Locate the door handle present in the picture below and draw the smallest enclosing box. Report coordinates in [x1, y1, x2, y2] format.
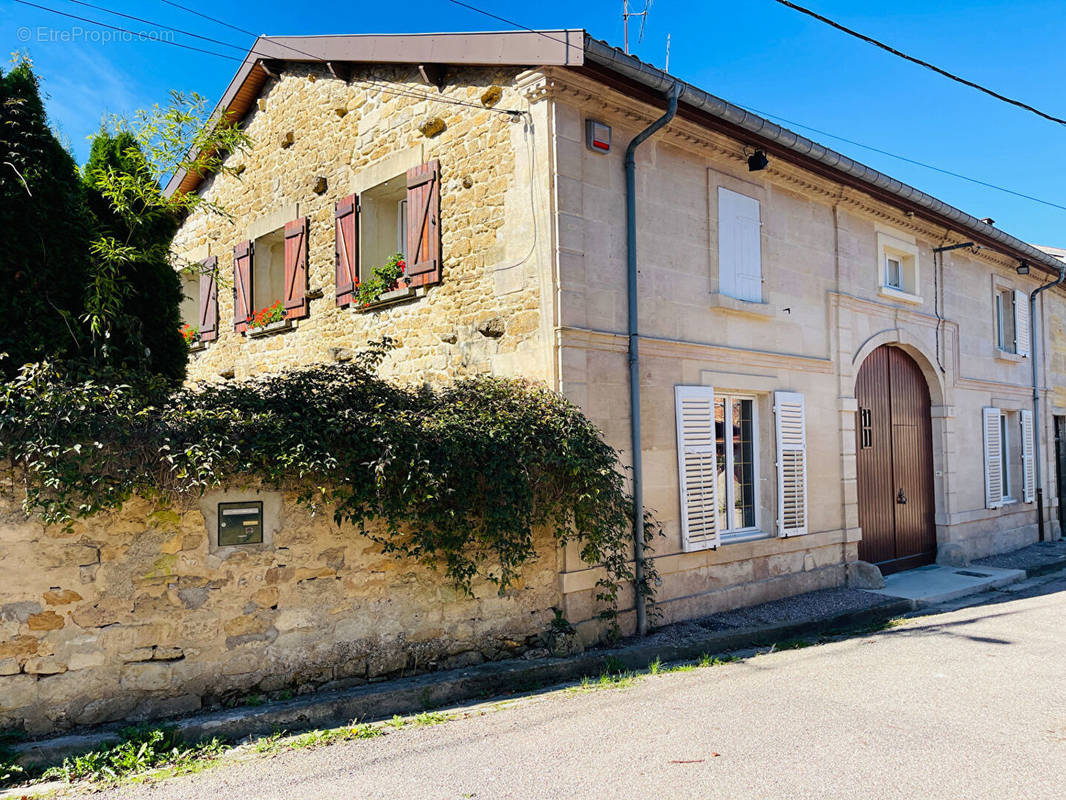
[897, 488, 907, 505]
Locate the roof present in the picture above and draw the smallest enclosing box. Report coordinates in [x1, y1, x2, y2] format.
[167, 29, 1065, 278]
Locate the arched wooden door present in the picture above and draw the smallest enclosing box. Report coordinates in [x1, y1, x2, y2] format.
[856, 346, 936, 573]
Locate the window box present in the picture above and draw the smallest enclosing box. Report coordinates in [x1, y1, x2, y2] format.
[246, 319, 292, 338]
[353, 285, 427, 312]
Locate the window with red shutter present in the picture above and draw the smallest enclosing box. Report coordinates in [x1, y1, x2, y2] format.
[284, 217, 309, 320]
[198, 256, 218, 341]
[233, 241, 252, 332]
[405, 159, 441, 288]
[335, 195, 358, 307]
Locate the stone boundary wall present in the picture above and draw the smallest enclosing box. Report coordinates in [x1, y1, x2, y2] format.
[0, 490, 562, 736]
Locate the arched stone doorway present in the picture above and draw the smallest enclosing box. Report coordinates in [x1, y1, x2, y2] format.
[855, 345, 937, 573]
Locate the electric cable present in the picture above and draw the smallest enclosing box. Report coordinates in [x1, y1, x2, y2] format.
[444, 0, 1066, 214]
[770, 0, 1066, 127]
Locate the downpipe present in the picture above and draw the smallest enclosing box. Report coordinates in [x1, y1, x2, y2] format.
[626, 81, 680, 637]
[1030, 264, 1066, 541]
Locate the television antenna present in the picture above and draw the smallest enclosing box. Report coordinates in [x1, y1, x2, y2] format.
[623, 0, 653, 55]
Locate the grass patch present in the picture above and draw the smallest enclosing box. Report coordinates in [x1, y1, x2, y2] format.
[413, 711, 452, 727]
[39, 728, 225, 786]
[774, 638, 815, 650]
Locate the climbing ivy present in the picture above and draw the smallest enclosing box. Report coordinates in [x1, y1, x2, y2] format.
[0, 345, 659, 618]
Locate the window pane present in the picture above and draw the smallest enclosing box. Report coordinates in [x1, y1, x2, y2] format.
[886, 257, 902, 289]
[715, 399, 727, 526]
[732, 399, 756, 529]
[998, 290, 1015, 352]
[1000, 414, 1010, 496]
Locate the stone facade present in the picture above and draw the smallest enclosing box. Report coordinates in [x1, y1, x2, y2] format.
[6, 53, 1063, 735]
[173, 64, 554, 387]
[534, 67, 1063, 632]
[0, 488, 560, 735]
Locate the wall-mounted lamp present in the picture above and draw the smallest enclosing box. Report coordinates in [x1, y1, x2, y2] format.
[1016, 262, 1031, 275]
[747, 149, 769, 172]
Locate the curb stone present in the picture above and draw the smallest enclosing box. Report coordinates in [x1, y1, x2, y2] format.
[9, 596, 911, 769]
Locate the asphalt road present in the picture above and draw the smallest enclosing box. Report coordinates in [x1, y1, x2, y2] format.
[84, 572, 1066, 800]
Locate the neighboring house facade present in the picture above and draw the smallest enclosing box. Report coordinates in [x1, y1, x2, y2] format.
[4, 30, 1065, 734]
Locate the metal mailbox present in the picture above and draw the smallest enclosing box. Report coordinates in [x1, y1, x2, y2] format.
[218, 501, 264, 546]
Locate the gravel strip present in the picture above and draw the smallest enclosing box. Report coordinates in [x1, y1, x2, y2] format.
[613, 587, 892, 649]
[974, 540, 1066, 572]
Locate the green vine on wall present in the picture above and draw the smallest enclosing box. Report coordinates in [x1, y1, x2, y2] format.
[0, 343, 660, 621]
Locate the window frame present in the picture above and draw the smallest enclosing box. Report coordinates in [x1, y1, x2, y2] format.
[250, 226, 288, 313]
[999, 411, 1012, 501]
[714, 392, 761, 540]
[358, 172, 409, 284]
[995, 287, 1017, 354]
[884, 254, 904, 291]
[876, 232, 921, 303]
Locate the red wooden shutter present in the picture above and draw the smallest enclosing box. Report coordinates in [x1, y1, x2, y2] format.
[335, 195, 358, 307]
[284, 217, 309, 320]
[198, 255, 218, 342]
[233, 241, 252, 332]
[405, 159, 441, 287]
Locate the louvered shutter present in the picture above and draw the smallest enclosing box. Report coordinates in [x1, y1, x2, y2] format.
[405, 159, 441, 288]
[983, 407, 1004, 508]
[198, 256, 218, 342]
[1014, 289, 1030, 357]
[233, 241, 252, 332]
[717, 187, 762, 302]
[335, 195, 358, 307]
[674, 385, 720, 552]
[774, 391, 808, 536]
[1021, 408, 1035, 503]
[284, 217, 309, 320]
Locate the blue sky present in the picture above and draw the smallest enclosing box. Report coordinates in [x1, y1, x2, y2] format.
[5, 0, 1064, 245]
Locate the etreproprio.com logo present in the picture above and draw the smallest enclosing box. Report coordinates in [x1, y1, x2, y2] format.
[17, 25, 176, 44]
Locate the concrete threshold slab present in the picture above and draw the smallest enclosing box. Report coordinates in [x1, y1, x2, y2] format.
[865, 564, 1025, 608]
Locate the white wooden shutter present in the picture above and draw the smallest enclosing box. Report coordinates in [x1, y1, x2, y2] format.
[717, 187, 762, 302]
[675, 386, 720, 552]
[1020, 408, 1035, 503]
[774, 391, 808, 537]
[983, 407, 1004, 508]
[1014, 289, 1030, 357]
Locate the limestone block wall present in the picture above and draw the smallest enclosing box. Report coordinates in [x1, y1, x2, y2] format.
[0, 490, 561, 736]
[536, 68, 1061, 633]
[172, 64, 553, 387]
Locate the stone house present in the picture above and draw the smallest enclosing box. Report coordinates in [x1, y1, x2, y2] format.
[4, 29, 1065, 734]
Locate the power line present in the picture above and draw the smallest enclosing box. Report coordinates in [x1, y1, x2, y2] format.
[157, 0, 255, 39]
[444, 0, 1065, 214]
[770, 0, 1066, 127]
[60, 0, 247, 53]
[445, 0, 582, 54]
[153, 0, 524, 115]
[738, 104, 1066, 212]
[18, 0, 521, 115]
[14, 0, 244, 62]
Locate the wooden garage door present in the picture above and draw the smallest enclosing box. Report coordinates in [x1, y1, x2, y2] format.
[856, 346, 936, 573]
